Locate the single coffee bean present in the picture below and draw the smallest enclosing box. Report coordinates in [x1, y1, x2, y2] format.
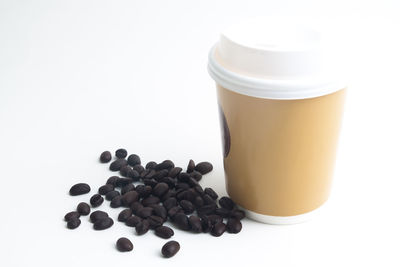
[189, 171, 202, 181]
[154, 160, 174, 171]
[90, 210, 108, 223]
[208, 214, 223, 225]
[69, 183, 91, 196]
[121, 191, 139, 206]
[188, 215, 202, 233]
[219, 196, 236, 210]
[118, 208, 132, 222]
[180, 200, 195, 214]
[116, 237, 133, 252]
[121, 184, 135, 195]
[141, 196, 160, 206]
[109, 159, 128, 171]
[128, 169, 140, 181]
[194, 185, 204, 195]
[194, 161, 213, 175]
[215, 207, 231, 218]
[125, 215, 142, 227]
[135, 219, 150, 235]
[130, 202, 144, 215]
[168, 167, 182, 178]
[77, 202, 90, 215]
[230, 209, 246, 220]
[106, 176, 119, 186]
[202, 194, 215, 205]
[226, 218, 242, 233]
[204, 187, 218, 200]
[119, 165, 133, 177]
[163, 197, 177, 210]
[67, 218, 81, 229]
[167, 206, 183, 219]
[98, 184, 114, 195]
[200, 215, 212, 233]
[173, 213, 190, 230]
[132, 164, 144, 174]
[105, 190, 120, 201]
[137, 207, 153, 218]
[148, 215, 164, 229]
[211, 222, 226, 237]
[153, 169, 169, 181]
[153, 182, 169, 197]
[176, 183, 190, 191]
[110, 195, 123, 208]
[186, 159, 195, 173]
[143, 178, 158, 188]
[93, 217, 114, 230]
[197, 203, 217, 216]
[127, 154, 141, 166]
[115, 177, 133, 187]
[115, 148, 128, 159]
[161, 241, 180, 258]
[155, 226, 174, 239]
[135, 185, 152, 198]
[90, 194, 104, 208]
[152, 205, 167, 220]
[193, 196, 204, 207]
[177, 172, 190, 183]
[64, 211, 80, 221]
[145, 161, 157, 169]
[100, 151, 112, 163]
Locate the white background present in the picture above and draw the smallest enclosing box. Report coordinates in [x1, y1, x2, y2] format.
[1, 0, 399, 266]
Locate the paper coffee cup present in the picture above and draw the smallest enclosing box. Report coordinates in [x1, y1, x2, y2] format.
[208, 18, 346, 224]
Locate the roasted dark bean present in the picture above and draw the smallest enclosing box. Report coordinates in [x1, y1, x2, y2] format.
[137, 207, 153, 218]
[64, 211, 80, 221]
[177, 172, 190, 183]
[116, 237, 133, 252]
[143, 178, 158, 188]
[219, 196, 235, 210]
[189, 171, 202, 181]
[132, 164, 144, 174]
[121, 191, 139, 206]
[208, 214, 223, 225]
[200, 215, 212, 233]
[109, 159, 128, 171]
[160, 189, 175, 202]
[93, 217, 114, 230]
[130, 202, 144, 215]
[110, 195, 123, 208]
[197, 203, 217, 216]
[153, 169, 169, 181]
[127, 154, 141, 166]
[125, 215, 142, 227]
[148, 215, 164, 229]
[202, 194, 215, 205]
[105, 190, 120, 201]
[155, 226, 174, 239]
[167, 206, 183, 219]
[194, 185, 204, 195]
[141, 196, 160, 206]
[118, 208, 132, 222]
[144, 169, 156, 179]
[115, 148, 128, 159]
[180, 200, 195, 214]
[100, 151, 112, 163]
[77, 202, 90, 215]
[189, 215, 202, 233]
[67, 218, 81, 229]
[204, 187, 218, 200]
[173, 213, 190, 230]
[163, 197, 177, 210]
[98, 184, 114, 195]
[121, 184, 135, 195]
[186, 159, 195, 173]
[176, 183, 190, 191]
[135, 185, 152, 198]
[69, 183, 91, 196]
[226, 218, 242, 233]
[194, 161, 213, 175]
[106, 176, 119, 186]
[135, 219, 150, 235]
[155, 160, 174, 171]
[168, 167, 182, 178]
[119, 165, 133, 177]
[215, 207, 231, 217]
[161, 177, 176, 188]
[115, 177, 133, 187]
[230, 209, 246, 220]
[152, 205, 167, 220]
[90, 194, 104, 208]
[145, 161, 157, 169]
[90, 210, 108, 223]
[161, 241, 180, 258]
[194, 196, 204, 207]
[211, 222, 226, 237]
[153, 182, 169, 197]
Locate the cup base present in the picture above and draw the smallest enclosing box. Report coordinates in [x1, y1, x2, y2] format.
[241, 204, 325, 225]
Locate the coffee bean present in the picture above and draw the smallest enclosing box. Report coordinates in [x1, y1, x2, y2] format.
[100, 151, 112, 163]
[119, 165, 134, 177]
[145, 161, 157, 169]
[208, 215, 223, 225]
[69, 183, 91, 196]
[118, 208, 132, 222]
[153, 182, 169, 197]
[130, 202, 144, 215]
[98, 184, 114, 195]
[143, 178, 158, 188]
[211, 222, 226, 237]
[121, 191, 139, 206]
[152, 205, 167, 220]
[135, 219, 150, 235]
[67, 218, 81, 229]
[116, 237, 133, 252]
[177, 172, 190, 183]
[189, 171, 202, 181]
[193, 196, 204, 207]
[106, 176, 119, 186]
[115, 177, 133, 187]
[77, 202, 90, 215]
[160, 190, 175, 202]
[155, 160, 174, 171]
[176, 183, 190, 191]
[137, 207, 153, 218]
[109, 159, 128, 171]
[161, 241, 180, 258]
[148, 215, 163, 229]
[204, 187, 218, 200]
[168, 167, 182, 178]
[197, 203, 217, 216]
[136, 185, 152, 198]
[230, 209, 246, 220]
[132, 164, 144, 174]
[200, 215, 212, 233]
[180, 200, 195, 214]
[125, 216, 142, 227]
[121, 184, 135, 195]
[105, 190, 120, 201]
[167, 206, 183, 219]
[110, 195, 123, 208]
[141, 196, 160, 206]
[188, 215, 202, 233]
[186, 159, 195, 173]
[115, 148, 127, 159]
[194, 185, 204, 195]
[160, 177, 176, 188]
[163, 197, 177, 210]
[194, 161, 213, 175]
[215, 207, 231, 218]
[173, 213, 190, 230]
[202, 194, 215, 205]
[219, 196, 235, 210]
[64, 211, 80, 221]
[90, 194, 104, 208]
[127, 154, 141, 166]
[93, 217, 114, 230]
[90, 210, 108, 223]
[155, 226, 174, 239]
[187, 177, 199, 187]
[226, 218, 242, 233]
[153, 169, 169, 181]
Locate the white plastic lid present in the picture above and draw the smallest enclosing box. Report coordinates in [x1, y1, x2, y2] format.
[208, 17, 347, 99]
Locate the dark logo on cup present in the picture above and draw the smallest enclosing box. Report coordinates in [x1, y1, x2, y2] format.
[218, 104, 231, 158]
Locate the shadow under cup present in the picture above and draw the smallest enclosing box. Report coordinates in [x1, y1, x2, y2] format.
[217, 85, 346, 224]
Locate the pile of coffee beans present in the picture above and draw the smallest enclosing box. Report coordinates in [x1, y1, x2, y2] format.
[64, 148, 245, 258]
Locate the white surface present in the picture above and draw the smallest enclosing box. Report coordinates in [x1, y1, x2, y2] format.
[0, 1, 399, 267]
